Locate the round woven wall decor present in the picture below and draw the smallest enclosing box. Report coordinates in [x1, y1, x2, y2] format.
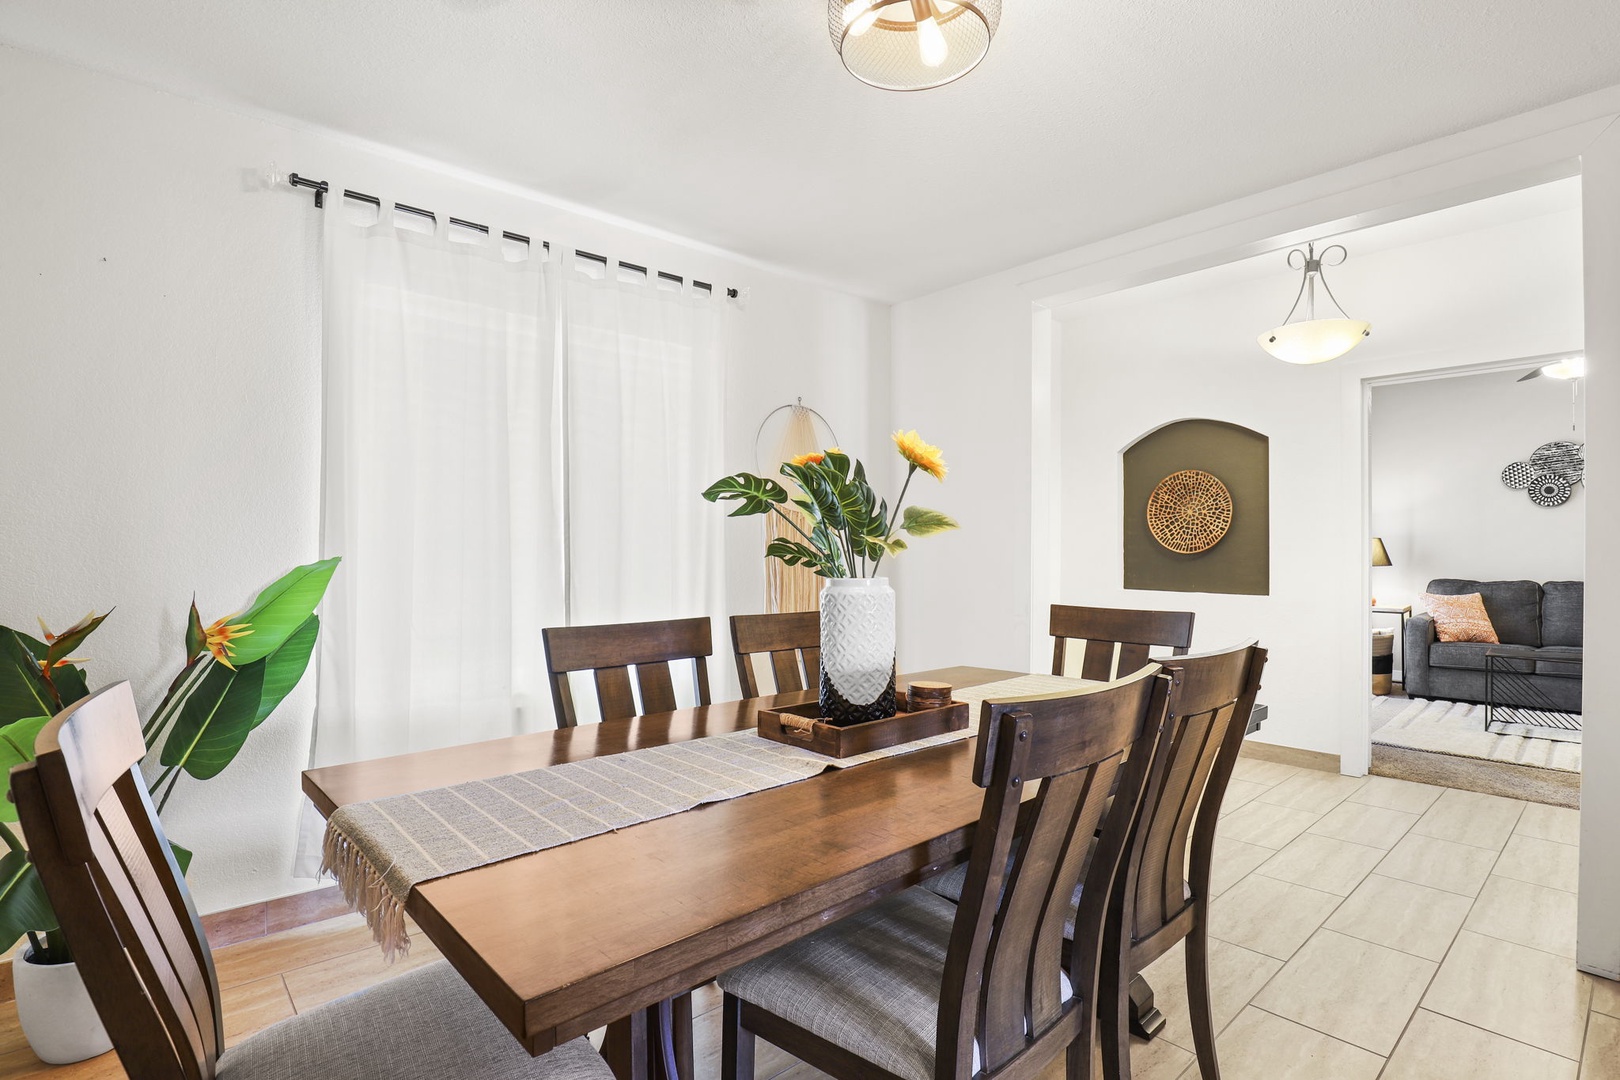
[1146, 470, 1234, 554]
[1500, 461, 1535, 490]
[1528, 472, 1574, 508]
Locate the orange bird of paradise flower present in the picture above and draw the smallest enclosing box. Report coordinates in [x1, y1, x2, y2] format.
[203, 617, 254, 669]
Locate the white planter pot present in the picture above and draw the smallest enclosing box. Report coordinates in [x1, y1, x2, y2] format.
[819, 576, 897, 725]
[13, 945, 113, 1065]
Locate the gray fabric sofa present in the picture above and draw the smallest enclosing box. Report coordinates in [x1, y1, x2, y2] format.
[1404, 578, 1583, 712]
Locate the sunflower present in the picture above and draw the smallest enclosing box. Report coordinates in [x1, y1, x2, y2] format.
[204, 617, 255, 669]
[789, 452, 826, 467]
[892, 430, 947, 481]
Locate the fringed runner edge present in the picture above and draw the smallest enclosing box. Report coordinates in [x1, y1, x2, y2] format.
[322, 822, 411, 961]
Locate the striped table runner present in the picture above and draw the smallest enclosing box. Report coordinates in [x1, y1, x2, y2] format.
[323, 673, 1090, 957]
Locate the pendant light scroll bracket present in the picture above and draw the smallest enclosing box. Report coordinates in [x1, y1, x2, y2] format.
[1278, 242, 1354, 325]
[1258, 241, 1372, 364]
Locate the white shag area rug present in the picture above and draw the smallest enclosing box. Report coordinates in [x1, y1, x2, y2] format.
[1370, 696, 1580, 773]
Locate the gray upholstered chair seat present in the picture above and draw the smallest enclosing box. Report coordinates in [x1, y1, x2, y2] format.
[921, 861, 973, 904]
[719, 888, 1069, 1080]
[219, 960, 613, 1080]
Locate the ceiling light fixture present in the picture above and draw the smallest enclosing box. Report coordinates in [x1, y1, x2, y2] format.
[829, 1, 1001, 91]
[1258, 242, 1371, 365]
[1517, 355, 1586, 382]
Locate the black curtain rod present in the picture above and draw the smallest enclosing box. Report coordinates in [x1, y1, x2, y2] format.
[289, 172, 738, 298]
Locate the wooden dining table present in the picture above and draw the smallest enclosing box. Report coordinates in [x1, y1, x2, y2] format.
[302, 665, 1023, 1080]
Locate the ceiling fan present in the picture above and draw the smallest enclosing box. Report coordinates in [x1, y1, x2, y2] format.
[1517, 356, 1586, 382]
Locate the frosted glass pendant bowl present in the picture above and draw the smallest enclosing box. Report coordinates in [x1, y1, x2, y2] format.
[1258, 318, 1372, 365]
[1257, 242, 1371, 365]
[829, 0, 1001, 91]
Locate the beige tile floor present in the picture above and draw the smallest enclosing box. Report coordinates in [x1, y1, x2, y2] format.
[2, 760, 1613, 1080]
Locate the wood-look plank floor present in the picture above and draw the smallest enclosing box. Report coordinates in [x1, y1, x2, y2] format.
[5, 765, 1617, 1080]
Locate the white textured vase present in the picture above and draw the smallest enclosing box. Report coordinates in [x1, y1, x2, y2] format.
[819, 576, 897, 725]
[13, 945, 113, 1065]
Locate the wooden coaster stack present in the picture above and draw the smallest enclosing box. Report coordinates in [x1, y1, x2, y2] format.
[906, 681, 953, 711]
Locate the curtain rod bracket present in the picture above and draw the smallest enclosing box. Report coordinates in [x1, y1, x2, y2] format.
[288, 173, 329, 208]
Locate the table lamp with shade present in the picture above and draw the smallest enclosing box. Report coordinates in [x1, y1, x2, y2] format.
[1370, 537, 1392, 605]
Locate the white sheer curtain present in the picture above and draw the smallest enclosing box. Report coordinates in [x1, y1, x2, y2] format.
[314, 211, 565, 766]
[564, 262, 726, 631]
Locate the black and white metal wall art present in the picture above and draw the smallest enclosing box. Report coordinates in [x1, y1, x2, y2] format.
[1501, 441, 1585, 508]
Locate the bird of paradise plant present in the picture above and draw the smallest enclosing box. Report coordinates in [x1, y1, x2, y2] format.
[0, 558, 340, 964]
[703, 430, 958, 576]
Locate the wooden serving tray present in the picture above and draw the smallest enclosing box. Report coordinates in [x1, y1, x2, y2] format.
[756, 689, 970, 759]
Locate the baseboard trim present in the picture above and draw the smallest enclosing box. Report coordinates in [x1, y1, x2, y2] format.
[0, 884, 349, 1005]
[1241, 741, 1341, 774]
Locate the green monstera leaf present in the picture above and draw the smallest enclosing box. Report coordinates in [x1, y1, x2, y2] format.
[702, 473, 789, 517]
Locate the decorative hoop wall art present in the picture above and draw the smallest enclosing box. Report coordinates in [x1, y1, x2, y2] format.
[1501, 441, 1585, 508]
[1146, 469, 1235, 554]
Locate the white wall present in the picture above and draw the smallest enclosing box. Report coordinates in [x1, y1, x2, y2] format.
[1577, 118, 1620, 979]
[925, 202, 1580, 758]
[0, 47, 888, 913]
[1370, 370, 1586, 621]
[886, 279, 1037, 674]
[1057, 206, 1583, 754]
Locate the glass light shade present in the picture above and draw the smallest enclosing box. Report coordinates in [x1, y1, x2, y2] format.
[1542, 356, 1586, 380]
[828, 0, 1001, 91]
[1258, 318, 1372, 365]
[1370, 537, 1392, 567]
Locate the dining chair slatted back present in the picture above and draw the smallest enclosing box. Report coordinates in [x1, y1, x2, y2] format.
[1100, 641, 1267, 1080]
[730, 612, 820, 697]
[939, 665, 1171, 1080]
[13, 682, 223, 1080]
[544, 617, 714, 727]
[1049, 604, 1196, 682]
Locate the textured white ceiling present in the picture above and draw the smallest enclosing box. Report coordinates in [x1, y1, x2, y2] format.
[4, 0, 1619, 299]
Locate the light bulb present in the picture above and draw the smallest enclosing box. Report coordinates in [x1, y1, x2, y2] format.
[1542, 356, 1586, 380]
[916, 15, 948, 66]
[845, 0, 878, 35]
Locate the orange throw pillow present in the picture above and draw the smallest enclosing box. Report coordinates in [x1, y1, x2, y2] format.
[1421, 592, 1500, 644]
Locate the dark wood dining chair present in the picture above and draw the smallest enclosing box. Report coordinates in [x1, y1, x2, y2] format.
[717, 665, 1172, 1080]
[730, 611, 820, 697]
[921, 605, 1196, 909]
[1100, 641, 1268, 1080]
[1050, 605, 1196, 681]
[12, 681, 617, 1080]
[543, 616, 713, 727]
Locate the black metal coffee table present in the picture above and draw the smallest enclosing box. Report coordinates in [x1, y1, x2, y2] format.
[1485, 646, 1582, 742]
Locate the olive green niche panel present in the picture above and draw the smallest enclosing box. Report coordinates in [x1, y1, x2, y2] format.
[1123, 419, 1270, 596]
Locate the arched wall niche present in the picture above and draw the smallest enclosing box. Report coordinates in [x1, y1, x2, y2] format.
[1122, 419, 1270, 596]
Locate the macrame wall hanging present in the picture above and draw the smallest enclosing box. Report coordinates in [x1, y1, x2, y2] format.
[756, 401, 838, 613]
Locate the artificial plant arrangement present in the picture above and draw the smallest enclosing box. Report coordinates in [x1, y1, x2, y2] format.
[701, 430, 959, 575]
[0, 557, 339, 964]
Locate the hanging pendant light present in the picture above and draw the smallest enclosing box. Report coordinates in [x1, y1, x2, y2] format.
[1258, 242, 1371, 365]
[829, 1, 1002, 91]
